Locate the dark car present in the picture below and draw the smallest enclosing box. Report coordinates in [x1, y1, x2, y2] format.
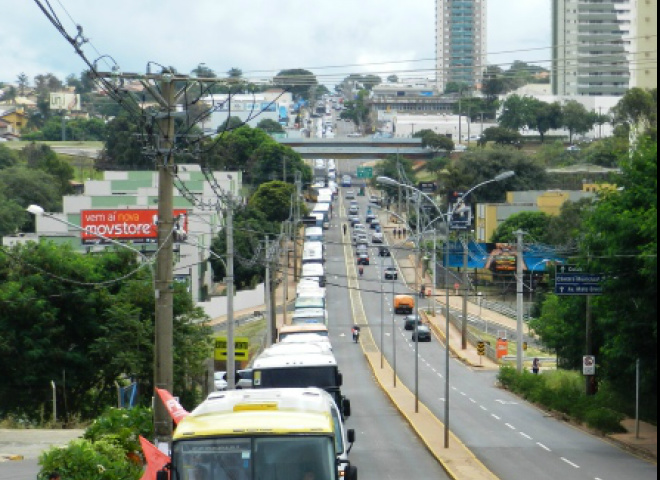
[404, 314, 423, 331]
[412, 324, 432, 342]
[357, 253, 370, 265]
[348, 214, 360, 226]
[379, 246, 391, 257]
[370, 219, 381, 230]
[384, 266, 398, 280]
[365, 213, 377, 224]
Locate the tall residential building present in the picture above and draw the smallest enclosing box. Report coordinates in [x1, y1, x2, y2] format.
[552, 0, 634, 96]
[631, 0, 657, 89]
[435, 0, 487, 93]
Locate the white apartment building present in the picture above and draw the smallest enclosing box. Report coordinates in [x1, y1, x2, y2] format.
[436, 0, 488, 93]
[631, 0, 657, 89]
[552, 0, 635, 96]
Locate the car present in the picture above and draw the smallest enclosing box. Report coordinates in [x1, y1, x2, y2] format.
[357, 253, 370, 265]
[355, 233, 369, 245]
[404, 314, 423, 331]
[356, 244, 369, 256]
[345, 190, 356, 199]
[347, 132, 362, 137]
[454, 144, 468, 152]
[384, 266, 398, 280]
[236, 369, 253, 389]
[214, 371, 228, 391]
[365, 213, 377, 224]
[369, 195, 382, 206]
[349, 216, 361, 227]
[412, 324, 432, 342]
[379, 246, 391, 257]
[371, 232, 384, 243]
[566, 145, 581, 152]
[348, 206, 359, 216]
[370, 219, 381, 230]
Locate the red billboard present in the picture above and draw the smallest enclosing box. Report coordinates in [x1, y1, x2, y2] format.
[80, 209, 189, 245]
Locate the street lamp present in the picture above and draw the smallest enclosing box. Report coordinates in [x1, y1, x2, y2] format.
[377, 170, 515, 448]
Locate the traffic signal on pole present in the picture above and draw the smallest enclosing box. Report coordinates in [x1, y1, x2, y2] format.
[477, 341, 486, 356]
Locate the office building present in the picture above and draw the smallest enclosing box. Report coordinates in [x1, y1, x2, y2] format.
[631, 0, 657, 89]
[552, 0, 634, 96]
[436, 0, 488, 93]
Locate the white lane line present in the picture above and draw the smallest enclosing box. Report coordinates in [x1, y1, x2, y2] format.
[480, 406, 488, 411]
[469, 398, 477, 404]
[491, 414, 501, 420]
[460, 391, 467, 396]
[505, 423, 516, 430]
[536, 443, 551, 452]
[560, 457, 580, 469]
[519, 432, 532, 440]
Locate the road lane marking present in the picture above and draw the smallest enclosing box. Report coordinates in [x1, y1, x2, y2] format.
[560, 458, 580, 469]
[536, 442, 551, 452]
[480, 406, 488, 411]
[519, 432, 532, 440]
[505, 423, 516, 430]
[491, 414, 501, 420]
[469, 398, 477, 404]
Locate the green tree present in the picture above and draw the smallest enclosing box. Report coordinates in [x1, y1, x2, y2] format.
[416, 130, 454, 152]
[444, 149, 547, 203]
[611, 87, 657, 139]
[490, 211, 552, 244]
[17, 73, 29, 96]
[445, 82, 471, 95]
[249, 181, 296, 222]
[206, 125, 273, 174]
[20, 143, 75, 196]
[530, 100, 563, 143]
[0, 243, 212, 420]
[0, 165, 62, 214]
[387, 75, 399, 83]
[544, 198, 594, 248]
[97, 114, 148, 171]
[227, 68, 243, 78]
[0, 143, 18, 169]
[499, 95, 534, 131]
[274, 69, 318, 101]
[481, 126, 523, 146]
[256, 119, 285, 134]
[340, 89, 372, 133]
[0, 192, 27, 236]
[251, 142, 311, 185]
[562, 100, 597, 143]
[580, 138, 657, 408]
[1, 86, 17, 104]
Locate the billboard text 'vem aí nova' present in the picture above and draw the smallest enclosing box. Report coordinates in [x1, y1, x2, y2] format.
[80, 209, 189, 245]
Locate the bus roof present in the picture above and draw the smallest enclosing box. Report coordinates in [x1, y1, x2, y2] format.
[253, 348, 338, 369]
[174, 388, 335, 439]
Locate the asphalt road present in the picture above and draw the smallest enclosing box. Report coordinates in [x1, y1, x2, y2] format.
[344, 168, 656, 480]
[322, 174, 450, 479]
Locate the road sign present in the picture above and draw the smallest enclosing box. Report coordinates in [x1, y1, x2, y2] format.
[356, 166, 373, 179]
[214, 337, 250, 361]
[555, 264, 604, 296]
[583, 355, 596, 376]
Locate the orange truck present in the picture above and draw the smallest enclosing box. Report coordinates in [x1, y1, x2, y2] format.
[394, 295, 414, 314]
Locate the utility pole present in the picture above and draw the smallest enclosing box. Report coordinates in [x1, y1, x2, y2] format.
[293, 173, 302, 282]
[283, 222, 289, 327]
[516, 229, 525, 373]
[153, 78, 176, 446]
[226, 199, 236, 390]
[264, 236, 273, 347]
[462, 232, 469, 350]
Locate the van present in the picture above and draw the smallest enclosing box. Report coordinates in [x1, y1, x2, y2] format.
[394, 295, 415, 314]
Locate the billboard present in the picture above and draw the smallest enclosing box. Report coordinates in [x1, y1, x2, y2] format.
[50, 93, 82, 112]
[80, 209, 189, 245]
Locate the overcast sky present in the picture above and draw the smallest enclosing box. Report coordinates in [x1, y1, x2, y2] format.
[1, 0, 552, 86]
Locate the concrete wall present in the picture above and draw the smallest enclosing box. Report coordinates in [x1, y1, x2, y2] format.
[198, 284, 266, 321]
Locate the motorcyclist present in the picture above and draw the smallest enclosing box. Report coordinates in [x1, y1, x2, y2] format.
[352, 324, 361, 343]
[419, 284, 426, 298]
[358, 265, 364, 277]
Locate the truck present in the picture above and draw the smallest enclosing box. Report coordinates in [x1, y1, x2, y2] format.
[163, 388, 357, 480]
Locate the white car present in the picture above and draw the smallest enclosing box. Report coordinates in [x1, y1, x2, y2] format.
[454, 144, 468, 152]
[371, 232, 384, 243]
[214, 371, 228, 391]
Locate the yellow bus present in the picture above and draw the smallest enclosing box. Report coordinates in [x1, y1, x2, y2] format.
[163, 388, 357, 480]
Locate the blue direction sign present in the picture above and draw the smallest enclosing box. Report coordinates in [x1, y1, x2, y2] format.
[555, 264, 604, 296]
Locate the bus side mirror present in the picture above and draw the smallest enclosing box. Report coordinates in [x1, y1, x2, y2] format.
[347, 428, 356, 444]
[337, 372, 343, 387]
[342, 397, 351, 418]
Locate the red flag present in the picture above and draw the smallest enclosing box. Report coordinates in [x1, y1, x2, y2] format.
[155, 387, 189, 424]
[139, 436, 170, 480]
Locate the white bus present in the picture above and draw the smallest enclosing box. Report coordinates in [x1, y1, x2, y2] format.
[291, 308, 328, 326]
[165, 388, 357, 480]
[302, 241, 325, 265]
[304, 226, 324, 243]
[301, 264, 326, 288]
[252, 344, 351, 420]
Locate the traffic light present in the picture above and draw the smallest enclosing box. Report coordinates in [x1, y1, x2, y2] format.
[447, 190, 464, 206]
[477, 341, 486, 356]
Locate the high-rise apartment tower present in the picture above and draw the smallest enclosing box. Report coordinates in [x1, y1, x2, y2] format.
[552, 0, 637, 96]
[436, 0, 488, 93]
[631, 0, 657, 89]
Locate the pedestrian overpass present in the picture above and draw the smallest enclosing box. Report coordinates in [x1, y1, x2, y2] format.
[276, 137, 432, 160]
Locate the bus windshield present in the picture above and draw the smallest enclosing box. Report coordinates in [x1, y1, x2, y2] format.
[171, 436, 336, 480]
[254, 367, 339, 390]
